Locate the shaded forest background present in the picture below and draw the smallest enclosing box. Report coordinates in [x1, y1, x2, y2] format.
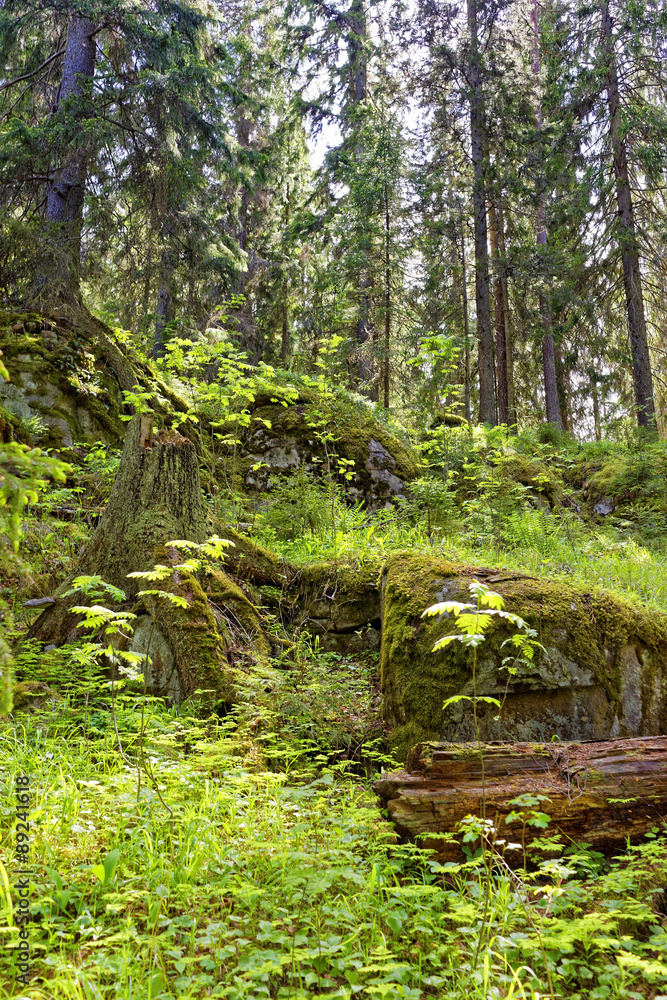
[1, 0, 666, 438]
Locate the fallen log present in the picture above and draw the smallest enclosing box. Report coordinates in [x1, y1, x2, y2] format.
[373, 738, 667, 860]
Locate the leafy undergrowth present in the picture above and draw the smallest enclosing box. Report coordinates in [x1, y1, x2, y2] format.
[1, 689, 667, 1000]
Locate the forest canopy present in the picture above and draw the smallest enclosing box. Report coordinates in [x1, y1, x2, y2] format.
[0, 0, 665, 436]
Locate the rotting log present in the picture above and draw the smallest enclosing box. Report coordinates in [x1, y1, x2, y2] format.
[373, 738, 667, 860]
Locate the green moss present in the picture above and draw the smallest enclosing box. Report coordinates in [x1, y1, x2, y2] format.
[381, 554, 667, 761]
[588, 458, 627, 499]
[389, 719, 442, 763]
[11, 680, 62, 712]
[0, 311, 126, 448]
[202, 566, 271, 659]
[499, 454, 561, 504]
[149, 568, 231, 701]
[235, 389, 420, 498]
[381, 554, 470, 759]
[296, 560, 382, 600]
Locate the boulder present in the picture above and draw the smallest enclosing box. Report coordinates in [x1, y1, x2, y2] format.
[292, 562, 382, 653]
[237, 392, 418, 508]
[380, 554, 667, 760]
[0, 310, 195, 451]
[0, 312, 125, 447]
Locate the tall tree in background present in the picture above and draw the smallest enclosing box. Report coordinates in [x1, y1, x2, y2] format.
[34, 11, 97, 305]
[531, 0, 562, 430]
[466, 0, 496, 424]
[600, 0, 656, 432]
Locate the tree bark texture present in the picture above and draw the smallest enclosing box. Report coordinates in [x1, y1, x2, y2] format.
[32, 15, 97, 305]
[496, 202, 516, 427]
[383, 185, 391, 409]
[26, 415, 260, 701]
[460, 228, 472, 424]
[489, 200, 509, 425]
[532, 0, 563, 431]
[154, 243, 175, 359]
[554, 338, 571, 432]
[467, 0, 496, 425]
[601, 2, 656, 432]
[347, 0, 375, 396]
[374, 737, 667, 860]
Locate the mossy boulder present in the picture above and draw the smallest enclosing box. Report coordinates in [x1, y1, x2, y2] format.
[0, 311, 125, 447]
[11, 681, 63, 713]
[291, 561, 382, 653]
[381, 554, 667, 760]
[0, 310, 196, 452]
[238, 391, 419, 507]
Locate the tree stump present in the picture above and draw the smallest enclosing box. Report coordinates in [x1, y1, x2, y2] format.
[27, 414, 266, 701]
[373, 738, 667, 860]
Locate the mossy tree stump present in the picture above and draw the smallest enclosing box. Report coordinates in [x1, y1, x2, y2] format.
[28, 414, 265, 701]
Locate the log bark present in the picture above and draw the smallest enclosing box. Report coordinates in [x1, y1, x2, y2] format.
[374, 737, 667, 860]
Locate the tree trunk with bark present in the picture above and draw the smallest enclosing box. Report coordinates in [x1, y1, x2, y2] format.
[374, 737, 667, 861]
[467, 0, 496, 425]
[30, 14, 97, 307]
[496, 202, 516, 428]
[347, 0, 375, 397]
[489, 199, 509, 425]
[532, 0, 563, 431]
[154, 242, 175, 359]
[601, 2, 656, 433]
[27, 415, 265, 701]
[460, 227, 472, 425]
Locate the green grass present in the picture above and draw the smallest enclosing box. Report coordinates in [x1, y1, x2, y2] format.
[1, 686, 667, 999]
[4, 432, 667, 998]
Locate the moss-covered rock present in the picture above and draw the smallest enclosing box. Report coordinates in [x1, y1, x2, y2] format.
[0, 310, 197, 452]
[381, 554, 667, 760]
[0, 311, 127, 447]
[292, 561, 382, 653]
[11, 680, 63, 713]
[237, 392, 419, 507]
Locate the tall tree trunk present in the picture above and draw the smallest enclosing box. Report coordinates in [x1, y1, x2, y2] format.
[281, 184, 291, 368]
[460, 229, 472, 425]
[590, 371, 602, 441]
[601, 2, 656, 432]
[554, 338, 571, 432]
[467, 0, 495, 425]
[489, 199, 509, 424]
[347, 0, 375, 394]
[383, 184, 391, 408]
[532, 0, 563, 431]
[496, 201, 516, 428]
[154, 242, 174, 359]
[31, 14, 97, 306]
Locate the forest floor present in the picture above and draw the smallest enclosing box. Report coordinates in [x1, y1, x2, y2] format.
[3, 424, 667, 998]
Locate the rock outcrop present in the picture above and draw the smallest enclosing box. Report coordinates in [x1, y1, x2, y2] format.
[380, 554, 667, 759]
[237, 392, 418, 508]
